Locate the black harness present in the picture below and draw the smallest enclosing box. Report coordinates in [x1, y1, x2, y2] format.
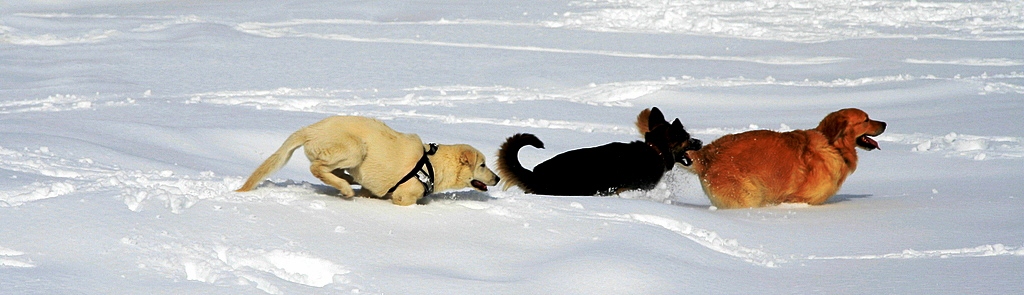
[386, 143, 438, 196]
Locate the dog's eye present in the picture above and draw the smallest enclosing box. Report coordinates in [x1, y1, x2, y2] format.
[480, 163, 486, 168]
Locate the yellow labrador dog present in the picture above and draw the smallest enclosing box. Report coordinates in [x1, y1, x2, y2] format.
[236, 116, 500, 205]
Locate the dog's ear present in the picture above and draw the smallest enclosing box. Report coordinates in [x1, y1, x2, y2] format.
[816, 111, 848, 144]
[670, 118, 684, 132]
[669, 118, 689, 140]
[647, 107, 668, 131]
[667, 117, 692, 143]
[459, 149, 477, 166]
[636, 108, 652, 134]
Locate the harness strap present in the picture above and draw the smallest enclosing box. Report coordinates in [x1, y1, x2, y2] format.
[386, 143, 438, 196]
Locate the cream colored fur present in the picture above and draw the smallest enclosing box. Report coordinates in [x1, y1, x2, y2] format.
[236, 116, 499, 205]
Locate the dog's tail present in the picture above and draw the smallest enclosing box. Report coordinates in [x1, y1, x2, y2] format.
[636, 108, 652, 134]
[236, 130, 306, 192]
[496, 133, 544, 193]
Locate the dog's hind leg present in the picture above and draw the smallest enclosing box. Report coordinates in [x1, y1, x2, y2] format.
[331, 169, 359, 185]
[306, 137, 365, 198]
[311, 161, 357, 197]
[702, 176, 764, 209]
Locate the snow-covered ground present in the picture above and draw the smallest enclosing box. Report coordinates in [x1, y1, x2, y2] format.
[2, 0, 1023, 293]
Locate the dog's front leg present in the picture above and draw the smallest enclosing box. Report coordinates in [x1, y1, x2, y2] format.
[390, 182, 425, 206]
[311, 161, 356, 197]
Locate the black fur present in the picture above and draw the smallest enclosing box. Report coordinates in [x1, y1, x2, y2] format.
[643, 107, 703, 166]
[497, 107, 699, 196]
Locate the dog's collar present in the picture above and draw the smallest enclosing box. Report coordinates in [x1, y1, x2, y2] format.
[646, 142, 674, 170]
[387, 143, 438, 197]
[646, 142, 664, 158]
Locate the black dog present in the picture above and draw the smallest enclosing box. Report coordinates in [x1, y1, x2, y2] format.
[636, 107, 704, 166]
[495, 107, 702, 196]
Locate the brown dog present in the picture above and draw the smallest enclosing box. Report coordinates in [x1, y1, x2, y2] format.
[641, 108, 886, 208]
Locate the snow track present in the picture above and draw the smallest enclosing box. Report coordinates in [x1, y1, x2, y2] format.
[233, 19, 846, 65]
[806, 244, 1024, 260]
[0, 145, 238, 212]
[558, 0, 1024, 42]
[0, 246, 33, 268]
[457, 195, 1024, 268]
[11, 0, 1024, 46]
[2, 143, 1018, 276]
[184, 83, 1024, 161]
[123, 236, 354, 294]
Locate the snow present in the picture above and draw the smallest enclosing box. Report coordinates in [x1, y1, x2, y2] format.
[1, 0, 1022, 294]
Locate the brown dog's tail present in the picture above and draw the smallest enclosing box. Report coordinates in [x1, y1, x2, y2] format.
[636, 107, 669, 135]
[636, 108, 652, 134]
[496, 133, 544, 193]
[236, 130, 306, 192]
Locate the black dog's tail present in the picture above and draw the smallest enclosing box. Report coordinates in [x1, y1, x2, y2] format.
[496, 133, 544, 193]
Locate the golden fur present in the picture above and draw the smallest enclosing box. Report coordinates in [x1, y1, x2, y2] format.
[236, 116, 499, 205]
[635, 108, 652, 134]
[638, 108, 886, 208]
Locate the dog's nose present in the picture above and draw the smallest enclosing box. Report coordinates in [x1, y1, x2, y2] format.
[688, 138, 703, 151]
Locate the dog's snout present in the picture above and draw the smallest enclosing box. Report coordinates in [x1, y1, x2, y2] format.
[688, 138, 703, 151]
[874, 121, 887, 134]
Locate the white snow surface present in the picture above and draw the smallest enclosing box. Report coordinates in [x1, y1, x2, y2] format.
[2, 0, 1022, 294]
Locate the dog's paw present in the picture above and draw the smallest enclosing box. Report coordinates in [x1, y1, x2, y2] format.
[338, 187, 355, 198]
[391, 194, 419, 206]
